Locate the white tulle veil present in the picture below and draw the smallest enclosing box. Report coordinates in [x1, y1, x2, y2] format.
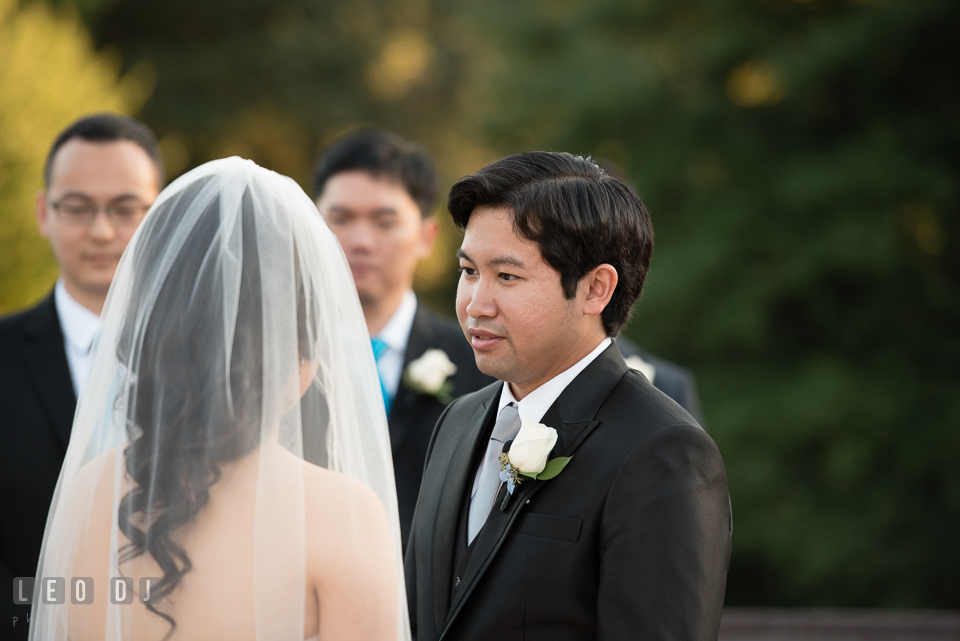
[29, 157, 407, 640]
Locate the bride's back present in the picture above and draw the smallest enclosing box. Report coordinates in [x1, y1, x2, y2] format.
[31, 159, 404, 641]
[68, 447, 395, 641]
[67, 448, 260, 641]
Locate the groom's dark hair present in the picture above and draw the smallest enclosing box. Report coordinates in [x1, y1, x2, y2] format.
[448, 151, 653, 337]
[311, 128, 438, 217]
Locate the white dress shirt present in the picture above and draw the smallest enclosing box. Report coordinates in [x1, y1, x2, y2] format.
[470, 337, 613, 497]
[496, 337, 613, 423]
[372, 290, 418, 399]
[54, 280, 101, 399]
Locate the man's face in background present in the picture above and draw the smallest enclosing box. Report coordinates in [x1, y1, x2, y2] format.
[35, 139, 160, 311]
[317, 170, 437, 307]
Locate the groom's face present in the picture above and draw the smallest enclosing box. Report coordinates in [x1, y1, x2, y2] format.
[456, 206, 584, 394]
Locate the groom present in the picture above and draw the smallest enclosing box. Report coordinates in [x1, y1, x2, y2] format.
[405, 152, 731, 640]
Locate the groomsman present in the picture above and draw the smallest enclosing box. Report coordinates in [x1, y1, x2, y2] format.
[0, 114, 164, 637]
[405, 152, 731, 641]
[313, 130, 492, 548]
[617, 336, 704, 424]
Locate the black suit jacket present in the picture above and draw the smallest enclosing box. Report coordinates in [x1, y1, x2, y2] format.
[0, 293, 77, 639]
[616, 335, 704, 425]
[405, 342, 731, 641]
[391, 304, 494, 549]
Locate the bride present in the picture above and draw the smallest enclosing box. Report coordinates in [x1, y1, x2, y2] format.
[29, 158, 408, 640]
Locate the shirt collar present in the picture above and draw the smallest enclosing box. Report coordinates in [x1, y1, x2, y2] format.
[373, 290, 418, 354]
[497, 337, 612, 423]
[54, 280, 101, 354]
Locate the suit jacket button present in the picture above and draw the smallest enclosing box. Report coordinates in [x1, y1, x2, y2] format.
[455, 577, 461, 588]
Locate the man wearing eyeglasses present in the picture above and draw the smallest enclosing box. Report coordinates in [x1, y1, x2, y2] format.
[0, 113, 164, 639]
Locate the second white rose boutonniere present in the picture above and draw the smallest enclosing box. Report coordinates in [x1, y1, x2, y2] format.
[403, 349, 457, 404]
[624, 355, 656, 384]
[498, 418, 572, 509]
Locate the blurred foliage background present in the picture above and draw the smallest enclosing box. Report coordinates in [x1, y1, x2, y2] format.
[1, 0, 957, 609]
[0, 0, 151, 310]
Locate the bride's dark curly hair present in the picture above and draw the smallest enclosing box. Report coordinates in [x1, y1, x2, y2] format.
[115, 178, 312, 638]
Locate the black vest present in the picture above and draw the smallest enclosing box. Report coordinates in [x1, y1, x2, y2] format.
[449, 408, 503, 607]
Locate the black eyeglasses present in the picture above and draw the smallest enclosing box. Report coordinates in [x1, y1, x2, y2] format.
[50, 200, 151, 227]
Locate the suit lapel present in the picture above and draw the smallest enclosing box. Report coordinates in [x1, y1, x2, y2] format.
[388, 305, 432, 450]
[441, 342, 630, 635]
[21, 293, 77, 452]
[429, 386, 500, 634]
[388, 385, 424, 454]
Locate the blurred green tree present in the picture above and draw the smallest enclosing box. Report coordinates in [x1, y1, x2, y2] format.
[69, 0, 495, 304]
[0, 0, 149, 314]
[459, 0, 960, 607]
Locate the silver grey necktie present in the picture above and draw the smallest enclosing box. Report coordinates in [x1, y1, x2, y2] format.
[467, 403, 522, 544]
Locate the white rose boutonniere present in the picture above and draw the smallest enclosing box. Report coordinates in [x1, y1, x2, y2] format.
[508, 419, 558, 475]
[403, 349, 457, 404]
[498, 418, 572, 509]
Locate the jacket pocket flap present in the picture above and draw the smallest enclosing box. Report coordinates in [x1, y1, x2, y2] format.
[516, 513, 582, 543]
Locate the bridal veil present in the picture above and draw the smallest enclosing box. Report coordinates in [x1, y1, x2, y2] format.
[29, 157, 408, 640]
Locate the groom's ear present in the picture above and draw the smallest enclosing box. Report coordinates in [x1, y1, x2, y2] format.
[582, 264, 618, 318]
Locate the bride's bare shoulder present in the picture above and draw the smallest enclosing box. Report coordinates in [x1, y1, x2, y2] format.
[49, 447, 126, 548]
[300, 459, 389, 528]
[66, 447, 124, 504]
[298, 457, 397, 601]
[257, 447, 393, 555]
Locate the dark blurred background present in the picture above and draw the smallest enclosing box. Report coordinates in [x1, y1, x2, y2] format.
[2, 0, 958, 609]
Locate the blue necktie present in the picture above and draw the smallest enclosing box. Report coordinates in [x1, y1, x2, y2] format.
[370, 338, 393, 416]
